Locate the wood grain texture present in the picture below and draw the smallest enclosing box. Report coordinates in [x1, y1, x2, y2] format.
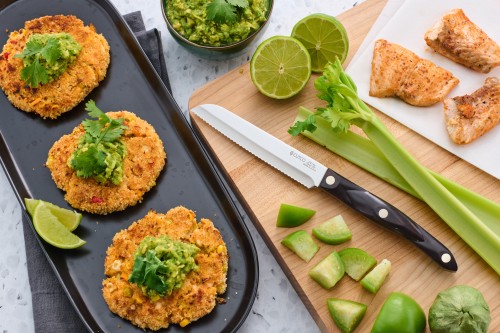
[188, 0, 500, 331]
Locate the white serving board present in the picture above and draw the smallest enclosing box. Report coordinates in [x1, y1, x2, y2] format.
[346, 0, 500, 179]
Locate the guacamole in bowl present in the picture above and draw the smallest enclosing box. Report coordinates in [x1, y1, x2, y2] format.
[161, 0, 273, 54]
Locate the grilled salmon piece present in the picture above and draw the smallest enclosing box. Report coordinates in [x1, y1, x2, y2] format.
[444, 77, 500, 144]
[425, 9, 500, 74]
[370, 39, 459, 106]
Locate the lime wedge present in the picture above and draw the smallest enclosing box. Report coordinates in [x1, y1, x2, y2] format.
[250, 36, 311, 99]
[25, 198, 82, 231]
[291, 13, 349, 72]
[31, 202, 86, 249]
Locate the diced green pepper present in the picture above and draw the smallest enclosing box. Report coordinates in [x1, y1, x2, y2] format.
[312, 214, 352, 244]
[360, 259, 391, 293]
[281, 230, 319, 262]
[338, 247, 377, 281]
[371, 292, 426, 333]
[309, 251, 344, 289]
[327, 298, 367, 333]
[276, 203, 316, 227]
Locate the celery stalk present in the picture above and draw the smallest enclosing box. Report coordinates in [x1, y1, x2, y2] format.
[295, 106, 500, 235]
[289, 60, 500, 274]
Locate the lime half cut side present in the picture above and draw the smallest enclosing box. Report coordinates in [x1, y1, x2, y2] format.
[292, 13, 349, 72]
[250, 36, 311, 99]
[32, 202, 86, 249]
[25, 198, 82, 231]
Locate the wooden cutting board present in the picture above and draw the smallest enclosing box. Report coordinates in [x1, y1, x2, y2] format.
[188, 0, 500, 331]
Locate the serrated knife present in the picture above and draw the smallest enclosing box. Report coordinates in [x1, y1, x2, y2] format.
[191, 103, 458, 271]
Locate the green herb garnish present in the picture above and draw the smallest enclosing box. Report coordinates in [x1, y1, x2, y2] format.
[14, 33, 81, 87]
[206, 0, 249, 24]
[81, 100, 127, 145]
[129, 236, 200, 298]
[68, 101, 128, 184]
[289, 59, 500, 274]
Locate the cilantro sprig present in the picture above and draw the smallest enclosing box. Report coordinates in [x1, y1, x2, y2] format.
[81, 100, 128, 145]
[129, 236, 200, 298]
[206, 0, 249, 24]
[68, 101, 128, 183]
[14, 33, 81, 87]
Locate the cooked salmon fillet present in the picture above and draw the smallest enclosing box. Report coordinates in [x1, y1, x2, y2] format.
[444, 77, 500, 144]
[46, 111, 166, 214]
[370, 39, 459, 106]
[102, 207, 228, 330]
[425, 9, 500, 74]
[0, 15, 110, 118]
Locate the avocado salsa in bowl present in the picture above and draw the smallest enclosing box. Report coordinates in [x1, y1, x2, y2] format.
[161, 0, 273, 55]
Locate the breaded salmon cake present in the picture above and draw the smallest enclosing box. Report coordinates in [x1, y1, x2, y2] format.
[0, 15, 110, 119]
[102, 207, 228, 330]
[46, 111, 166, 214]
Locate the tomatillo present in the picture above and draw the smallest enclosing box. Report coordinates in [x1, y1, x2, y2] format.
[371, 292, 426, 333]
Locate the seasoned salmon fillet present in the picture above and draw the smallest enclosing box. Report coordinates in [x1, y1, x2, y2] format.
[102, 207, 228, 331]
[425, 9, 500, 74]
[444, 77, 500, 144]
[369, 39, 459, 106]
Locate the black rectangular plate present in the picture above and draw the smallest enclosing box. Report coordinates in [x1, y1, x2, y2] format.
[0, 0, 258, 332]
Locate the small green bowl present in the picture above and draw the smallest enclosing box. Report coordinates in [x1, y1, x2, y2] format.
[161, 0, 273, 58]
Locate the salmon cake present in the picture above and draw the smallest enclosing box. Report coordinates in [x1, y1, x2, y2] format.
[102, 207, 229, 330]
[46, 110, 166, 214]
[0, 15, 110, 118]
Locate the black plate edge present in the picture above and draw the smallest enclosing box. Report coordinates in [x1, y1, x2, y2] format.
[0, 0, 260, 331]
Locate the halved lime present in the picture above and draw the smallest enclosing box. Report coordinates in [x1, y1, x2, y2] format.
[25, 198, 82, 231]
[31, 202, 86, 249]
[250, 36, 311, 99]
[291, 13, 349, 72]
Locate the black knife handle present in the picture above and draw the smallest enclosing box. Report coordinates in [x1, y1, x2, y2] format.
[319, 168, 457, 271]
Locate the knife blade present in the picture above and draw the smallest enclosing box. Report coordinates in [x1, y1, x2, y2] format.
[191, 103, 458, 271]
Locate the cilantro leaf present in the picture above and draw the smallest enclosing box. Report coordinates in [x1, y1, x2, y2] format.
[68, 100, 128, 184]
[206, 0, 249, 24]
[70, 145, 107, 179]
[85, 99, 106, 119]
[129, 250, 169, 296]
[206, 0, 237, 24]
[40, 38, 61, 65]
[19, 58, 48, 88]
[15, 38, 44, 58]
[227, 0, 248, 8]
[14, 33, 80, 87]
[83, 100, 127, 144]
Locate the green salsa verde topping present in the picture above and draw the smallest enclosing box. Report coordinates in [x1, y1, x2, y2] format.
[14, 33, 82, 87]
[129, 235, 200, 298]
[166, 0, 268, 47]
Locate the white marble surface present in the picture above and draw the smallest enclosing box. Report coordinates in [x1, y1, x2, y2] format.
[0, 0, 367, 332]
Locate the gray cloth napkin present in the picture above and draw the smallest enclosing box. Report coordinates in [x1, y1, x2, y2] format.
[22, 11, 170, 333]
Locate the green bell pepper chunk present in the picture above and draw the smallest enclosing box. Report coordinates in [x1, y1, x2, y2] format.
[371, 292, 426, 333]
